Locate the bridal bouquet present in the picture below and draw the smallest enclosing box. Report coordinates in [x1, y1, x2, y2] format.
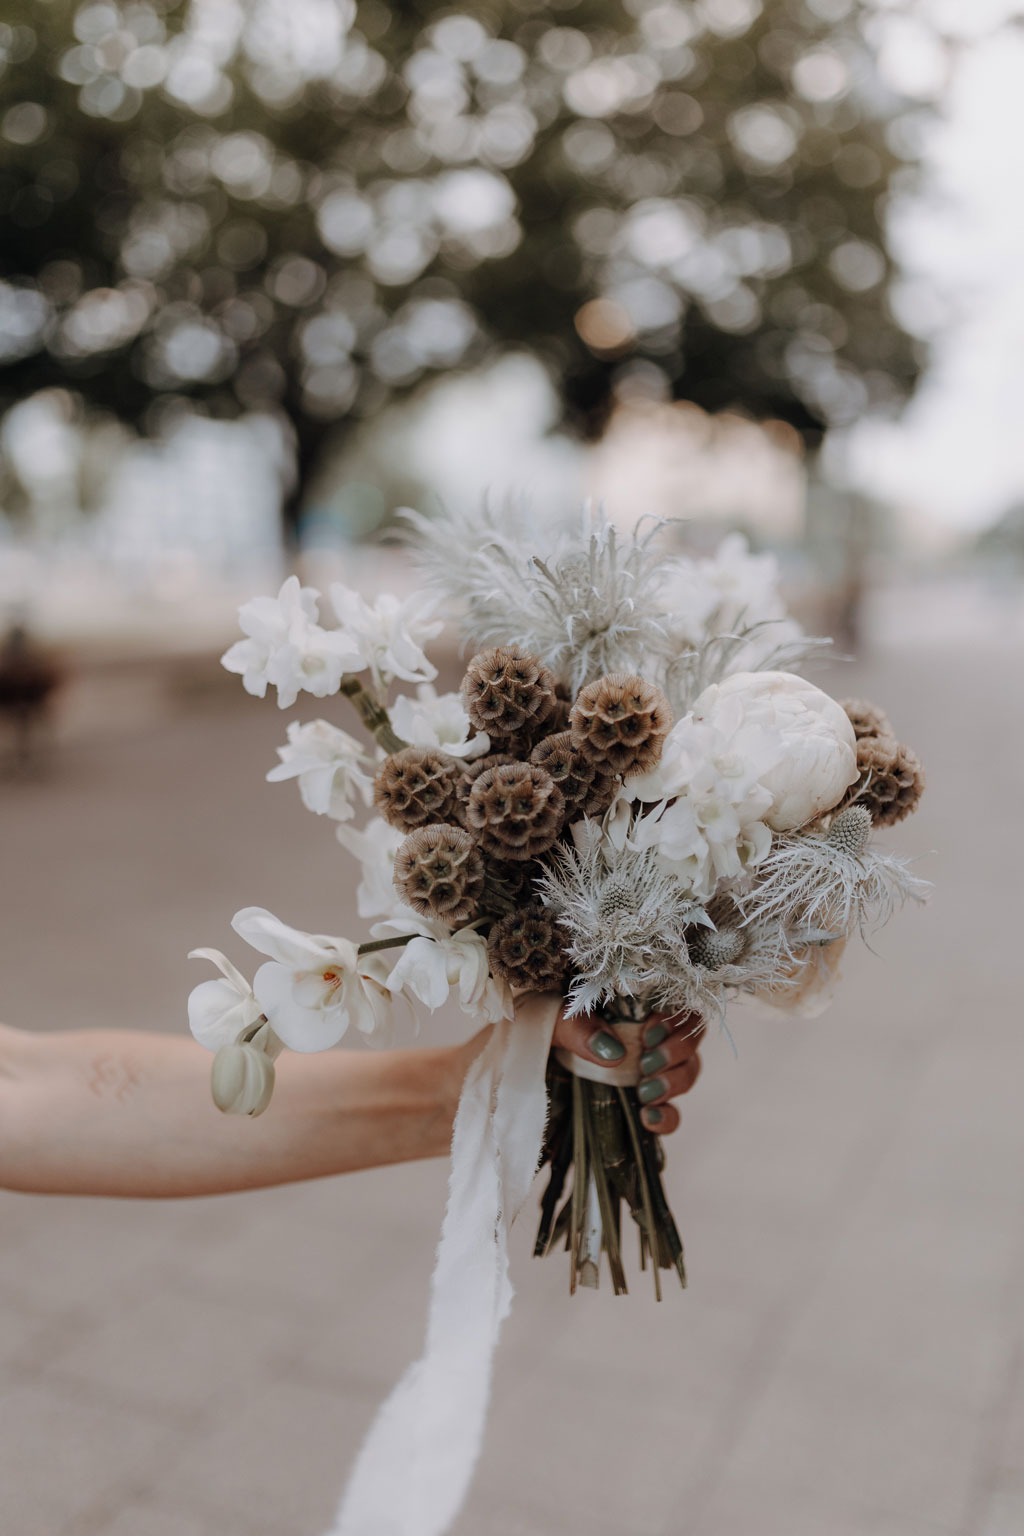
[188, 503, 926, 1535]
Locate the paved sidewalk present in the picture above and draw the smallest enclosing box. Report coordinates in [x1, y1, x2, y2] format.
[0, 634, 1020, 1536]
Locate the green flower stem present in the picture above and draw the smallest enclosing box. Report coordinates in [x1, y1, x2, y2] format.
[338, 673, 406, 754]
[356, 933, 417, 958]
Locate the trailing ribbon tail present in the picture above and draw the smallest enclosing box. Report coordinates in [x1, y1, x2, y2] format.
[326, 992, 561, 1536]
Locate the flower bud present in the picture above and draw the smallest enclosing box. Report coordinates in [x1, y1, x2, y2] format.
[211, 1043, 276, 1117]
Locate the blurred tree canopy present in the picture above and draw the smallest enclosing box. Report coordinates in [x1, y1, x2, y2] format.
[0, 0, 926, 530]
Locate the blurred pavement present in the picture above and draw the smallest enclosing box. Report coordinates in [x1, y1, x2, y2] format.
[0, 631, 1021, 1536]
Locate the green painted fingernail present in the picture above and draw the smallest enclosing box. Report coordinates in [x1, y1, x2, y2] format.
[644, 1107, 664, 1125]
[638, 1077, 667, 1104]
[641, 1048, 668, 1075]
[644, 1022, 669, 1049]
[590, 1029, 626, 1062]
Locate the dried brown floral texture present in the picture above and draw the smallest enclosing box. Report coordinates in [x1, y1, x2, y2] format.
[842, 698, 894, 742]
[373, 747, 462, 832]
[487, 902, 568, 991]
[530, 732, 618, 819]
[454, 752, 515, 821]
[460, 646, 557, 738]
[570, 673, 672, 777]
[854, 737, 925, 828]
[393, 824, 485, 925]
[466, 761, 565, 861]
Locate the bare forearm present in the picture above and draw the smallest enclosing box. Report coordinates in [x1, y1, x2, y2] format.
[0, 1025, 477, 1198]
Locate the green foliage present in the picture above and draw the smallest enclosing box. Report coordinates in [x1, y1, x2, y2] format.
[0, 0, 924, 520]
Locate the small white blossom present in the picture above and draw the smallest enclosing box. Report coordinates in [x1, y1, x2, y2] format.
[628, 700, 782, 899]
[232, 906, 393, 1051]
[373, 915, 513, 1024]
[187, 947, 262, 1051]
[389, 685, 489, 760]
[329, 583, 442, 687]
[221, 576, 363, 709]
[334, 816, 408, 919]
[266, 720, 373, 820]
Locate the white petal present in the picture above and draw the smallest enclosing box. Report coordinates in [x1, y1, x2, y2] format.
[252, 961, 350, 1052]
[188, 978, 259, 1051]
[187, 947, 253, 999]
[231, 907, 332, 969]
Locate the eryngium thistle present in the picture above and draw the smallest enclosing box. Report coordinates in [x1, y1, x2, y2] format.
[570, 673, 672, 777]
[842, 698, 894, 742]
[404, 501, 680, 695]
[740, 819, 929, 939]
[536, 831, 704, 1016]
[393, 824, 485, 925]
[466, 761, 565, 861]
[530, 731, 618, 819]
[373, 748, 462, 832]
[461, 645, 556, 738]
[487, 902, 568, 991]
[687, 926, 747, 971]
[852, 737, 925, 828]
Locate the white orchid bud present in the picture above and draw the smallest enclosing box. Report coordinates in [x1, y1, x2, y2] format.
[211, 1042, 276, 1117]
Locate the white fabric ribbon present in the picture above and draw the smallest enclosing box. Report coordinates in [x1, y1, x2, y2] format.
[325, 991, 561, 1536]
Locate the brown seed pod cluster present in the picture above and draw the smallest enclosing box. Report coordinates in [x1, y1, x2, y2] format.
[393, 824, 485, 925]
[487, 902, 568, 991]
[530, 732, 618, 819]
[461, 646, 557, 739]
[455, 752, 515, 820]
[570, 672, 672, 777]
[466, 761, 565, 861]
[842, 698, 894, 742]
[373, 747, 461, 832]
[854, 737, 925, 828]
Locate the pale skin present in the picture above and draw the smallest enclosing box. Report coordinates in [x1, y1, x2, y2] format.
[0, 1006, 703, 1200]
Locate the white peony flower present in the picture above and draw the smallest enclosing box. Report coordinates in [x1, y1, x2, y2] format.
[232, 906, 393, 1051]
[221, 576, 363, 709]
[627, 705, 781, 899]
[373, 915, 513, 1024]
[694, 671, 857, 831]
[187, 947, 262, 1051]
[389, 684, 489, 760]
[266, 719, 373, 820]
[334, 816, 408, 919]
[329, 583, 442, 687]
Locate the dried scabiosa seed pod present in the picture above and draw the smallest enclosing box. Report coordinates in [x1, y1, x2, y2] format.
[394, 824, 485, 924]
[854, 738, 925, 829]
[466, 761, 565, 861]
[373, 747, 462, 832]
[461, 645, 557, 738]
[841, 698, 894, 743]
[530, 731, 607, 820]
[570, 673, 672, 777]
[454, 752, 516, 820]
[487, 902, 567, 991]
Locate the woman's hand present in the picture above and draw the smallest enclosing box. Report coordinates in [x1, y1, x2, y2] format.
[551, 1006, 704, 1136]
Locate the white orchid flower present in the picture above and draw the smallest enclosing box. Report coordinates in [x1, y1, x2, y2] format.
[266, 720, 373, 820]
[389, 685, 489, 760]
[232, 907, 393, 1052]
[187, 948, 262, 1051]
[329, 582, 442, 687]
[374, 916, 513, 1024]
[221, 576, 363, 709]
[334, 816, 408, 919]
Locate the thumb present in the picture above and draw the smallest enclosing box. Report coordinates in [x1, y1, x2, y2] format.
[552, 1009, 627, 1066]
